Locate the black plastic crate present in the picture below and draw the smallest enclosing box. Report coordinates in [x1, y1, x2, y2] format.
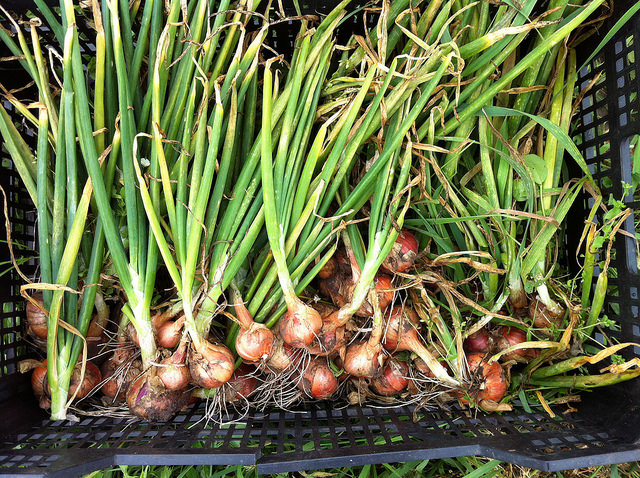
[1, 1, 640, 476]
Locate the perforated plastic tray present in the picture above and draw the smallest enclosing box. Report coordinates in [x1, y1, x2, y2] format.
[1, 1, 640, 476]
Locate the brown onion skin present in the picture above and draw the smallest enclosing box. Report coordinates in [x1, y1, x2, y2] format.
[464, 328, 492, 353]
[343, 340, 384, 378]
[126, 322, 140, 347]
[413, 357, 435, 378]
[299, 358, 338, 399]
[529, 296, 563, 329]
[462, 353, 508, 404]
[156, 316, 185, 349]
[371, 359, 408, 396]
[278, 304, 322, 349]
[188, 341, 235, 388]
[236, 322, 275, 363]
[86, 315, 109, 363]
[382, 230, 419, 274]
[26, 292, 47, 339]
[127, 372, 191, 421]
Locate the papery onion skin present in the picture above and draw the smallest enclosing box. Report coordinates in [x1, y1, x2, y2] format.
[371, 359, 409, 396]
[188, 341, 235, 388]
[307, 305, 346, 357]
[31, 361, 47, 399]
[101, 355, 144, 399]
[496, 326, 540, 362]
[383, 306, 420, 352]
[299, 358, 338, 399]
[462, 353, 508, 403]
[50, 362, 102, 401]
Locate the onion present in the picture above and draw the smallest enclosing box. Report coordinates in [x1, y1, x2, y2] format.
[319, 274, 393, 318]
[496, 326, 539, 362]
[298, 358, 338, 399]
[462, 353, 508, 403]
[266, 336, 298, 371]
[30, 360, 47, 398]
[371, 358, 409, 396]
[464, 328, 491, 353]
[278, 303, 322, 348]
[343, 340, 384, 378]
[233, 293, 275, 363]
[307, 304, 346, 357]
[157, 340, 191, 390]
[126, 321, 140, 347]
[156, 316, 185, 349]
[127, 372, 191, 421]
[529, 296, 564, 329]
[412, 357, 434, 378]
[49, 361, 102, 401]
[101, 352, 143, 400]
[382, 229, 418, 274]
[383, 306, 457, 386]
[26, 292, 47, 339]
[188, 341, 235, 388]
[224, 364, 259, 403]
[86, 314, 109, 363]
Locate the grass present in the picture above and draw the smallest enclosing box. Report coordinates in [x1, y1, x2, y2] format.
[83, 460, 640, 478]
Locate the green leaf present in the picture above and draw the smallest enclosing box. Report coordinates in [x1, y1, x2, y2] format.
[480, 106, 592, 182]
[523, 154, 547, 184]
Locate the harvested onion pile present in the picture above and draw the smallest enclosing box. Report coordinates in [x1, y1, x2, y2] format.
[1, 0, 639, 422]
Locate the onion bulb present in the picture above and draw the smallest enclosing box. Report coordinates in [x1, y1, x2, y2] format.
[223, 364, 259, 404]
[127, 372, 191, 421]
[101, 349, 143, 400]
[188, 341, 235, 388]
[278, 303, 322, 348]
[298, 358, 338, 399]
[233, 294, 274, 363]
[496, 326, 539, 362]
[156, 316, 185, 349]
[462, 353, 508, 403]
[26, 292, 47, 339]
[463, 328, 492, 353]
[157, 340, 191, 390]
[529, 296, 564, 329]
[307, 304, 346, 357]
[371, 359, 409, 396]
[343, 340, 384, 378]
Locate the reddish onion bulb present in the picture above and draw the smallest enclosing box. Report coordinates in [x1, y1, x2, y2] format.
[26, 292, 47, 339]
[496, 326, 539, 362]
[30, 360, 47, 398]
[157, 340, 191, 390]
[224, 364, 259, 403]
[371, 359, 409, 396]
[54, 362, 102, 400]
[298, 358, 338, 399]
[101, 353, 143, 400]
[464, 328, 491, 353]
[278, 303, 322, 349]
[188, 341, 235, 388]
[233, 298, 274, 363]
[156, 316, 185, 349]
[462, 353, 508, 403]
[127, 372, 191, 421]
[382, 230, 419, 274]
[343, 340, 384, 378]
